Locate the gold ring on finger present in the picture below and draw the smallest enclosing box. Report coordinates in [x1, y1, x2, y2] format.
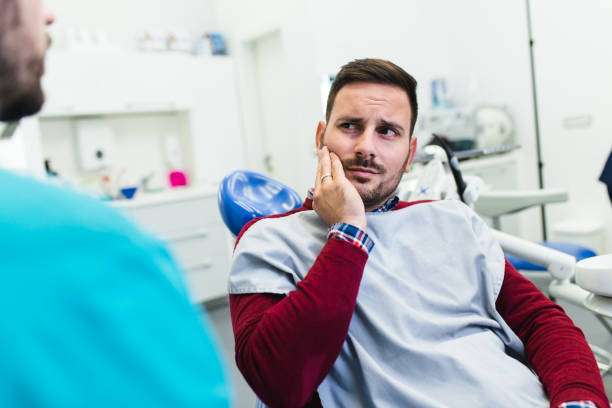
[320, 173, 332, 182]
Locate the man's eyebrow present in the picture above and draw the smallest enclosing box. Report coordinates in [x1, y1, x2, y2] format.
[334, 116, 406, 135]
[380, 119, 405, 134]
[335, 116, 364, 125]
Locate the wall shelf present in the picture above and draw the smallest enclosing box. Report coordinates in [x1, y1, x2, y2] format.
[39, 104, 188, 120]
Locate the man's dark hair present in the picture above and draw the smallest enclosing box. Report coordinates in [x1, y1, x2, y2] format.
[325, 58, 418, 136]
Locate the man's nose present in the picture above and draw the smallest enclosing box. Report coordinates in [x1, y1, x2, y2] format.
[354, 127, 377, 158]
[44, 5, 55, 26]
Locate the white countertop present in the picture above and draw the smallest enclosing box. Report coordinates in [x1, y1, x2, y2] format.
[110, 184, 218, 209]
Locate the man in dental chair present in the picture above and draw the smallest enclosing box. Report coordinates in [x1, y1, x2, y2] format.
[229, 59, 607, 408]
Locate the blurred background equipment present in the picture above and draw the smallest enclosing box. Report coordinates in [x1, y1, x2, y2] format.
[418, 105, 515, 152]
[600, 150, 612, 203]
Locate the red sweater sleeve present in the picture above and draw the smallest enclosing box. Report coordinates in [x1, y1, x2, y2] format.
[496, 259, 608, 408]
[230, 237, 367, 408]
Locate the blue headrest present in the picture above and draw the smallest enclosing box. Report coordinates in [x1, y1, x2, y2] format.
[218, 170, 303, 236]
[507, 241, 597, 271]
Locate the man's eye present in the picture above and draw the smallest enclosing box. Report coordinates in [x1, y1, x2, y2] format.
[340, 123, 356, 130]
[380, 128, 397, 137]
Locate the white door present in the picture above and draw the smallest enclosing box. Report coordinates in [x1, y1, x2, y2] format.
[251, 30, 298, 188]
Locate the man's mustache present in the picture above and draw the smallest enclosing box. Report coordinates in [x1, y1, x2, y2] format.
[342, 156, 385, 173]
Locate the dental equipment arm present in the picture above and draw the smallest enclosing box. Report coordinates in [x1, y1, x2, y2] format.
[432, 134, 467, 203]
[475, 189, 568, 217]
[492, 229, 575, 281]
[492, 229, 594, 308]
[493, 229, 612, 322]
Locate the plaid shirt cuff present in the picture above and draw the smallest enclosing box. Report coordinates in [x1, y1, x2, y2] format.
[328, 222, 374, 255]
[557, 401, 598, 408]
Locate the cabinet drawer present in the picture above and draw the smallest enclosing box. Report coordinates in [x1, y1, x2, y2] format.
[183, 255, 229, 303]
[165, 227, 229, 266]
[123, 196, 223, 236]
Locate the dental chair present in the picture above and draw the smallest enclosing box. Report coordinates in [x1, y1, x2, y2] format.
[219, 163, 612, 408]
[401, 141, 612, 375]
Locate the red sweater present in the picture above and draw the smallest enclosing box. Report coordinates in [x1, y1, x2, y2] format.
[229, 201, 607, 408]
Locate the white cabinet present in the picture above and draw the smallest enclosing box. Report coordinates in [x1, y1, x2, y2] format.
[113, 187, 233, 304]
[42, 51, 189, 117]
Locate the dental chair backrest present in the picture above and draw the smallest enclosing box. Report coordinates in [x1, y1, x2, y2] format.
[217, 170, 303, 237]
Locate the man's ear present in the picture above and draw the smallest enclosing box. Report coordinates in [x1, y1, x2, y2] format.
[315, 121, 326, 149]
[404, 136, 418, 173]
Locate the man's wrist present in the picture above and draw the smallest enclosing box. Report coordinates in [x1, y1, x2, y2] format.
[328, 222, 374, 255]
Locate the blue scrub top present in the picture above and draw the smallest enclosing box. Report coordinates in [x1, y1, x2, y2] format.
[0, 170, 231, 407]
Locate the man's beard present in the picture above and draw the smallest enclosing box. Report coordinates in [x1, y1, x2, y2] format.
[0, 30, 46, 122]
[0, 58, 45, 122]
[341, 154, 406, 209]
[359, 177, 401, 209]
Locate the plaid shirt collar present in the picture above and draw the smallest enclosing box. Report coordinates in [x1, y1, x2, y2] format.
[306, 188, 399, 213]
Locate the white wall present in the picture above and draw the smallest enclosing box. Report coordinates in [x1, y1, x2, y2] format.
[438, 1, 543, 241]
[47, 0, 218, 50]
[307, 0, 454, 107]
[0, 119, 45, 177]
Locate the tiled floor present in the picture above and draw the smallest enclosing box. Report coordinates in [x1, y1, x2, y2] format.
[206, 297, 612, 408]
[206, 300, 257, 408]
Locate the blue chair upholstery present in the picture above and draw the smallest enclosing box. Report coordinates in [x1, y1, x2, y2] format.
[218, 170, 303, 236]
[507, 241, 597, 271]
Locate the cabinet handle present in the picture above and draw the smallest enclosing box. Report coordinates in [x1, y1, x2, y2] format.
[186, 260, 213, 271]
[162, 229, 209, 242]
[41, 105, 74, 117]
[124, 102, 177, 111]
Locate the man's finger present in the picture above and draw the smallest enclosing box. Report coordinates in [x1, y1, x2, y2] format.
[330, 152, 346, 180]
[315, 148, 323, 190]
[319, 146, 332, 185]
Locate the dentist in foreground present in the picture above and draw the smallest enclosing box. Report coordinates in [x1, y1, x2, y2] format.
[0, 0, 230, 406]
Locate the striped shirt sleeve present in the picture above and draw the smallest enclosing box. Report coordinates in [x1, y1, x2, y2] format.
[557, 401, 598, 408]
[328, 222, 374, 254]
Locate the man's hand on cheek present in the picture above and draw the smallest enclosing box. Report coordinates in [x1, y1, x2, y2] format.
[313, 146, 366, 230]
